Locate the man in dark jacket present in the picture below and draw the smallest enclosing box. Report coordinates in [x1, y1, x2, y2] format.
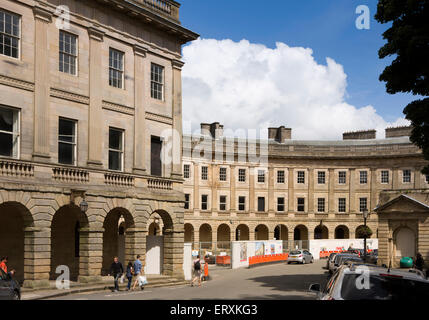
[109, 257, 124, 292]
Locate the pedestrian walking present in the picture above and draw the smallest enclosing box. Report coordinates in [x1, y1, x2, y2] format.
[132, 255, 145, 291]
[0, 257, 7, 274]
[109, 257, 124, 292]
[191, 255, 202, 287]
[126, 262, 133, 291]
[414, 253, 425, 271]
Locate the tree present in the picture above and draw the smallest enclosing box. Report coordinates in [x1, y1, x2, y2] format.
[356, 225, 373, 239]
[375, 0, 429, 173]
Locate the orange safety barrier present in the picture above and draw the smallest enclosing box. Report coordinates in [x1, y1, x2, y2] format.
[216, 255, 231, 265]
[248, 253, 289, 266]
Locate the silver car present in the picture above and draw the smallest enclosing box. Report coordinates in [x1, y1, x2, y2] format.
[287, 250, 314, 264]
[329, 253, 358, 274]
[309, 264, 429, 300]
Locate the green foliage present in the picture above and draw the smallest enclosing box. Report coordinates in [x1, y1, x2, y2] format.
[356, 225, 373, 239]
[375, 0, 429, 172]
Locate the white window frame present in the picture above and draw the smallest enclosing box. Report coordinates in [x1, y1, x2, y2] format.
[402, 169, 412, 183]
[317, 171, 326, 184]
[338, 198, 346, 213]
[108, 127, 124, 171]
[58, 117, 77, 166]
[201, 166, 208, 181]
[277, 197, 285, 212]
[219, 195, 227, 211]
[359, 197, 368, 212]
[151, 63, 164, 100]
[201, 194, 208, 211]
[0, 10, 20, 59]
[219, 167, 227, 182]
[297, 197, 305, 212]
[338, 171, 346, 184]
[0, 105, 20, 158]
[381, 170, 389, 184]
[59, 30, 78, 76]
[317, 198, 326, 212]
[297, 171, 305, 184]
[109, 48, 124, 89]
[238, 168, 246, 182]
[183, 164, 190, 179]
[277, 170, 285, 184]
[257, 170, 265, 183]
[359, 171, 368, 184]
[238, 196, 246, 211]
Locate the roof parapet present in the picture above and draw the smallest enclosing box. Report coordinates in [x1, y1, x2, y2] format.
[343, 129, 376, 140]
[385, 125, 412, 138]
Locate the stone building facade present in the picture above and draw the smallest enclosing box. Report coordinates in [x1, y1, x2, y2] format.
[0, 0, 197, 288]
[183, 124, 429, 256]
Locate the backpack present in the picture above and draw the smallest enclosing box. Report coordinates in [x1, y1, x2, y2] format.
[194, 259, 201, 270]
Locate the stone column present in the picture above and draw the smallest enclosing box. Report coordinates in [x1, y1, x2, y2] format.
[308, 168, 314, 213]
[288, 169, 294, 212]
[23, 227, 51, 289]
[268, 167, 275, 214]
[349, 169, 356, 213]
[32, 7, 52, 162]
[171, 60, 185, 178]
[133, 45, 148, 174]
[125, 228, 147, 265]
[193, 163, 199, 212]
[328, 168, 335, 213]
[268, 228, 275, 240]
[230, 165, 236, 211]
[78, 227, 104, 283]
[211, 164, 217, 212]
[87, 26, 105, 168]
[370, 167, 377, 211]
[249, 228, 256, 241]
[249, 166, 255, 213]
[163, 228, 184, 278]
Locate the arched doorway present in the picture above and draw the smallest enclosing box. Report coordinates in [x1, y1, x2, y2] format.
[199, 224, 212, 249]
[335, 225, 350, 239]
[184, 223, 194, 243]
[236, 224, 249, 241]
[314, 225, 329, 239]
[51, 205, 89, 281]
[0, 202, 33, 283]
[394, 227, 416, 260]
[217, 224, 231, 250]
[294, 225, 308, 240]
[255, 224, 269, 240]
[102, 208, 134, 276]
[145, 209, 176, 276]
[274, 225, 288, 240]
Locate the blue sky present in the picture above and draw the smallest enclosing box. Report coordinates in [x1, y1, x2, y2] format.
[180, 0, 415, 124]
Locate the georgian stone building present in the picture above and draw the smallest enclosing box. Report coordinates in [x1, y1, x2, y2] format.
[183, 124, 429, 262]
[0, 0, 197, 288]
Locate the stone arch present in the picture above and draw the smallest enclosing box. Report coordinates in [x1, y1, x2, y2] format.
[393, 227, 416, 261]
[102, 207, 135, 275]
[335, 225, 350, 239]
[274, 224, 288, 240]
[217, 224, 231, 250]
[184, 223, 194, 243]
[255, 224, 269, 240]
[294, 225, 308, 240]
[314, 225, 329, 239]
[0, 201, 34, 283]
[50, 204, 89, 281]
[199, 223, 212, 249]
[236, 224, 249, 241]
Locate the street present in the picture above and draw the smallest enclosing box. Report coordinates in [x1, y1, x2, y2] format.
[49, 260, 328, 300]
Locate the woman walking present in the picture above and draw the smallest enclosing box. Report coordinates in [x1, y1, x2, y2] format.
[125, 262, 133, 291]
[191, 255, 202, 287]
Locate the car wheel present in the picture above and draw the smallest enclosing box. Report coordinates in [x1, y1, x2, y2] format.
[311, 258, 314, 263]
[302, 259, 306, 265]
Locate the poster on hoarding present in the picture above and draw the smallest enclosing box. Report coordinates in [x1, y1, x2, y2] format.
[270, 244, 275, 255]
[240, 243, 247, 262]
[255, 242, 265, 256]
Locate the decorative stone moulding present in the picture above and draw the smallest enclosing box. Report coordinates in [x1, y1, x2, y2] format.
[52, 167, 89, 183]
[147, 178, 173, 190]
[104, 172, 135, 187]
[0, 159, 34, 177]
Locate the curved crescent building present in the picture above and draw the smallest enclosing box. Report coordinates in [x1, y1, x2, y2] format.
[182, 123, 429, 266]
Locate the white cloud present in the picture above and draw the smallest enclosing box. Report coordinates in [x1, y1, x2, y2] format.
[182, 38, 409, 140]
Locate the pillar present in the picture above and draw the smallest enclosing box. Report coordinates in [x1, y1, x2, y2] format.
[288, 169, 294, 212]
[32, 7, 52, 162]
[163, 228, 184, 279]
[328, 168, 335, 213]
[193, 163, 199, 211]
[230, 165, 236, 211]
[349, 169, 356, 213]
[133, 45, 148, 174]
[23, 227, 51, 289]
[370, 167, 377, 212]
[78, 227, 104, 283]
[87, 26, 105, 168]
[268, 167, 275, 214]
[249, 166, 255, 212]
[171, 60, 184, 178]
[125, 228, 147, 265]
[308, 168, 314, 213]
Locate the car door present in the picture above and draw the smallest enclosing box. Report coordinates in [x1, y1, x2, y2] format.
[0, 271, 11, 300]
[303, 250, 310, 262]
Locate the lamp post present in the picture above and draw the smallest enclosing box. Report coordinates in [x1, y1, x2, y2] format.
[79, 199, 88, 213]
[362, 208, 370, 262]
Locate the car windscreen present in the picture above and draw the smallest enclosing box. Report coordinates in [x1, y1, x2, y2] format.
[341, 257, 363, 264]
[335, 255, 355, 264]
[290, 251, 302, 255]
[340, 274, 429, 300]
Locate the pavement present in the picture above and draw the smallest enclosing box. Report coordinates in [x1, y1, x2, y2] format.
[45, 260, 329, 300]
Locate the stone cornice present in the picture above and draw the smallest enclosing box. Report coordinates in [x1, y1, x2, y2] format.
[102, 100, 135, 115]
[87, 26, 105, 42]
[145, 111, 173, 125]
[0, 75, 34, 92]
[50, 88, 90, 105]
[172, 59, 185, 70]
[33, 5, 53, 23]
[133, 44, 148, 57]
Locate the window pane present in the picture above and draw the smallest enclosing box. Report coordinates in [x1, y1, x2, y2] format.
[108, 150, 121, 170]
[58, 142, 74, 165]
[109, 129, 122, 150]
[0, 132, 12, 156]
[59, 119, 75, 142]
[0, 108, 13, 131]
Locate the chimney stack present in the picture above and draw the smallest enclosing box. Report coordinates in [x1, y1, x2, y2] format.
[268, 126, 292, 143]
[200, 122, 224, 139]
[385, 125, 412, 138]
[343, 129, 376, 140]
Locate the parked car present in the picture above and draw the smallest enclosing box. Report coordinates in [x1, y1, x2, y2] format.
[367, 249, 378, 264]
[0, 269, 20, 300]
[287, 250, 314, 264]
[327, 253, 340, 271]
[329, 253, 358, 274]
[326, 253, 338, 269]
[309, 264, 429, 300]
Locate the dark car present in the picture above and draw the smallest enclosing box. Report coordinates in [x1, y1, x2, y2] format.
[367, 249, 378, 264]
[0, 269, 20, 300]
